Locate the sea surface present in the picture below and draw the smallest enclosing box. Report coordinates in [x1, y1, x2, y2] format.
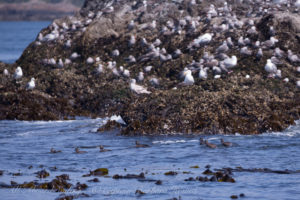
[0, 21, 50, 63]
[0, 22, 300, 200]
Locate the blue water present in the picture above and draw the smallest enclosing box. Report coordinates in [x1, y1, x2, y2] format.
[0, 21, 50, 63]
[0, 119, 300, 200]
[0, 22, 300, 200]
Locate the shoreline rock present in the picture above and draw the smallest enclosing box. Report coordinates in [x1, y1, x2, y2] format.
[0, 0, 299, 135]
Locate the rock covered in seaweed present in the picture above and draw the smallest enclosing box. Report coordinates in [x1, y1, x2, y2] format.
[0, 0, 300, 134]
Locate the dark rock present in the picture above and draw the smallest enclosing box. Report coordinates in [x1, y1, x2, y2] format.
[0, 0, 299, 135]
[113, 172, 145, 179]
[155, 180, 162, 185]
[230, 195, 239, 199]
[87, 178, 99, 182]
[84, 168, 109, 177]
[164, 171, 178, 176]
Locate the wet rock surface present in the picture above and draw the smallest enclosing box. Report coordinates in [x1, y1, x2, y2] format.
[1, 0, 300, 135]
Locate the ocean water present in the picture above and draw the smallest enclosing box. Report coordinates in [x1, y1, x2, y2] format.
[0, 21, 50, 63]
[0, 22, 300, 200]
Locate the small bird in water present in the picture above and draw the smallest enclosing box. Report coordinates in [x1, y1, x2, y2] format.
[205, 140, 217, 149]
[135, 141, 150, 148]
[99, 145, 111, 152]
[220, 139, 232, 147]
[50, 148, 61, 153]
[75, 147, 87, 154]
[199, 138, 205, 145]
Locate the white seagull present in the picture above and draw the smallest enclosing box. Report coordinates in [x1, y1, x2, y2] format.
[26, 78, 35, 90]
[264, 59, 277, 76]
[14, 66, 23, 80]
[130, 79, 151, 94]
[183, 70, 194, 85]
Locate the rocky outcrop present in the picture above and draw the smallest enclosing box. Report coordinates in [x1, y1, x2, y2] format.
[0, 0, 299, 134]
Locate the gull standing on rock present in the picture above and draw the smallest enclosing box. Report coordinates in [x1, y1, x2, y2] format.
[189, 33, 213, 49]
[287, 50, 300, 63]
[183, 70, 194, 85]
[222, 56, 237, 72]
[130, 79, 151, 94]
[265, 59, 277, 77]
[14, 66, 23, 80]
[3, 69, 9, 76]
[26, 78, 35, 90]
[199, 67, 208, 80]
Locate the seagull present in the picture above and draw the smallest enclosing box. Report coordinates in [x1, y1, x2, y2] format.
[125, 55, 136, 63]
[138, 72, 144, 82]
[256, 48, 263, 59]
[144, 66, 152, 73]
[26, 78, 35, 90]
[123, 69, 130, 77]
[240, 47, 252, 56]
[172, 49, 182, 59]
[87, 57, 94, 64]
[183, 70, 194, 85]
[58, 59, 64, 68]
[112, 49, 120, 57]
[130, 79, 151, 94]
[265, 59, 277, 76]
[287, 50, 300, 63]
[65, 40, 71, 48]
[216, 41, 229, 53]
[274, 47, 285, 58]
[14, 66, 23, 80]
[283, 78, 289, 83]
[128, 20, 135, 30]
[199, 67, 208, 80]
[297, 80, 300, 88]
[189, 33, 213, 49]
[262, 37, 278, 48]
[3, 69, 9, 76]
[96, 64, 103, 74]
[70, 52, 80, 60]
[222, 55, 237, 70]
[129, 35, 136, 47]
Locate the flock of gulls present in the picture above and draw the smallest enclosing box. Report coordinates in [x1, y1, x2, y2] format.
[2, 0, 300, 93]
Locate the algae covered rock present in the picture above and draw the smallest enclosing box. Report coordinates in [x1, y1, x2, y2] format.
[0, 0, 299, 135]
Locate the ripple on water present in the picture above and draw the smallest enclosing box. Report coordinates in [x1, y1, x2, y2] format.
[0, 119, 299, 200]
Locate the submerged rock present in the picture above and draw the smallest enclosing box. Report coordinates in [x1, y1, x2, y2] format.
[0, 0, 300, 135]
